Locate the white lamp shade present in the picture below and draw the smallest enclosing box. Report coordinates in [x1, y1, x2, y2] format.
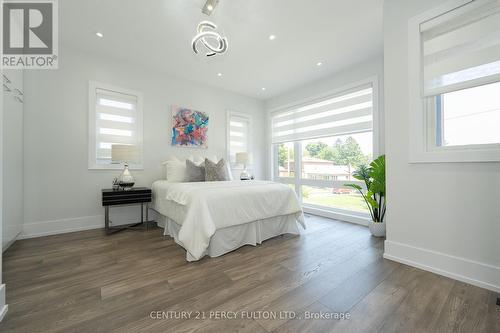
[235, 152, 251, 165]
[111, 145, 139, 163]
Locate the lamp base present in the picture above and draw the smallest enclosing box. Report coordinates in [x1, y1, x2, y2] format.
[240, 170, 251, 180]
[118, 164, 135, 190]
[118, 182, 135, 191]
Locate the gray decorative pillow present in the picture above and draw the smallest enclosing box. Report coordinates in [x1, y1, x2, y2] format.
[186, 160, 205, 182]
[204, 158, 231, 181]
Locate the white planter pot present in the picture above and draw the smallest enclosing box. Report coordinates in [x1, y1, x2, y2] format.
[368, 221, 386, 237]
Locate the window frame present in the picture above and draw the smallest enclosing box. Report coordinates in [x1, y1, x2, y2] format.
[88, 81, 144, 170]
[226, 110, 252, 171]
[269, 77, 380, 225]
[408, 0, 500, 163]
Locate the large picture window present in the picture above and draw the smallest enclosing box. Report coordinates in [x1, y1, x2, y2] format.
[271, 80, 378, 222]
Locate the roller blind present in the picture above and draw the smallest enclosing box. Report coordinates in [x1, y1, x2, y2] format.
[271, 84, 373, 144]
[228, 114, 250, 164]
[421, 0, 500, 97]
[94, 88, 139, 164]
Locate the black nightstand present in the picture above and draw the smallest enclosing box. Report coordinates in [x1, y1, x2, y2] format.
[102, 187, 152, 235]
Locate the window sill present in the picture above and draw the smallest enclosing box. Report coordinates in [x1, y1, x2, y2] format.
[303, 205, 370, 226]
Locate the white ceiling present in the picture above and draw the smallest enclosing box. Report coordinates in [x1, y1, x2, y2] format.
[60, 0, 383, 100]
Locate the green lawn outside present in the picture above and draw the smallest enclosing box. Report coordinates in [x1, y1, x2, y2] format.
[301, 186, 369, 213]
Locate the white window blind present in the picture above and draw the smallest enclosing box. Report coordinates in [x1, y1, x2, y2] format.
[421, 0, 500, 97]
[89, 83, 143, 169]
[271, 84, 373, 144]
[228, 113, 250, 165]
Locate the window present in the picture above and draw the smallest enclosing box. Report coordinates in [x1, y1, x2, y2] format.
[271, 80, 378, 222]
[276, 142, 295, 178]
[301, 185, 369, 214]
[433, 82, 500, 148]
[409, 0, 500, 162]
[301, 133, 373, 181]
[88, 82, 143, 169]
[227, 111, 251, 168]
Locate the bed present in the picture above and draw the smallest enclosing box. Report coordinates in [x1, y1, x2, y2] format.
[152, 180, 305, 261]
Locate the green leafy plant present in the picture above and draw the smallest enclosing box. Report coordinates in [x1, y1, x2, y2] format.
[345, 155, 386, 222]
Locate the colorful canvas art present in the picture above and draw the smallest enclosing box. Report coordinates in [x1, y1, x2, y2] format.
[171, 106, 209, 148]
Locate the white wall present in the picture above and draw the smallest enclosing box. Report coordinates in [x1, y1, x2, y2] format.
[265, 57, 385, 178]
[2, 70, 24, 250]
[0, 68, 6, 321]
[383, 0, 500, 292]
[22, 46, 265, 238]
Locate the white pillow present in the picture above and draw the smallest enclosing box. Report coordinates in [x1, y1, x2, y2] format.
[162, 159, 187, 182]
[161, 156, 191, 182]
[225, 162, 234, 181]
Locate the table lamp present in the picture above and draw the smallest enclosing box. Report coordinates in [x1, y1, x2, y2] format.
[235, 152, 251, 180]
[111, 144, 139, 190]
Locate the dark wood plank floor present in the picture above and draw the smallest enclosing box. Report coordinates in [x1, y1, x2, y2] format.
[1, 215, 498, 333]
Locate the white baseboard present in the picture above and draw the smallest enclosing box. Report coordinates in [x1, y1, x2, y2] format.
[0, 284, 7, 322]
[384, 240, 500, 293]
[19, 206, 158, 240]
[19, 215, 104, 239]
[2, 232, 21, 252]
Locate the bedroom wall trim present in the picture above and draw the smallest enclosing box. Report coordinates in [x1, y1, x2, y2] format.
[19, 215, 103, 239]
[19, 209, 162, 239]
[0, 284, 7, 322]
[384, 240, 500, 293]
[2, 235, 20, 252]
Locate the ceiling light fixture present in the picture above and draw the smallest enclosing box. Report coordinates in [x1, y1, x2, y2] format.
[316, 62, 323, 66]
[96, 32, 103, 38]
[217, 72, 223, 77]
[269, 35, 276, 40]
[192, 21, 228, 57]
[261, 87, 266, 91]
[194, 1, 227, 57]
[202, 0, 219, 16]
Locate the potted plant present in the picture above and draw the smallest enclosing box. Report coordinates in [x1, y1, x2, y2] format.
[345, 155, 386, 237]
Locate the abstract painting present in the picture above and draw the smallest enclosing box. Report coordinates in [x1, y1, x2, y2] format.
[171, 106, 209, 148]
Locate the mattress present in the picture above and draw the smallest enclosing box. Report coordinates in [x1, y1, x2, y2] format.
[151, 180, 305, 261]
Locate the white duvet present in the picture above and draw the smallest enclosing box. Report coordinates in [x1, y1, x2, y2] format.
[152, 180, 305, 260]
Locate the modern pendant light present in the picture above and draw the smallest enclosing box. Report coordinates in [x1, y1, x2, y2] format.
[192, 0, 228, 57]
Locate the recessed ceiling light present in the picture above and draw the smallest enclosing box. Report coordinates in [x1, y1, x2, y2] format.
[217, 72, 223, 77]
[316, 62, 323, 66]
[269, 35, 276, 41]
[96, 32, 103, 38]
[261, 87, 266, 91]
[207, 4, 214, 11]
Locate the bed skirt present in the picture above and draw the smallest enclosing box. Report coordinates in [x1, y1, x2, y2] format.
[155, 212, 303, 261]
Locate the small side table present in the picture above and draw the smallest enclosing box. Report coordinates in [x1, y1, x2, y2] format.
[102, 187, 152, 235]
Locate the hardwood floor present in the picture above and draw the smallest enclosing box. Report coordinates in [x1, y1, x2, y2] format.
[0, 215, 498, 333]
